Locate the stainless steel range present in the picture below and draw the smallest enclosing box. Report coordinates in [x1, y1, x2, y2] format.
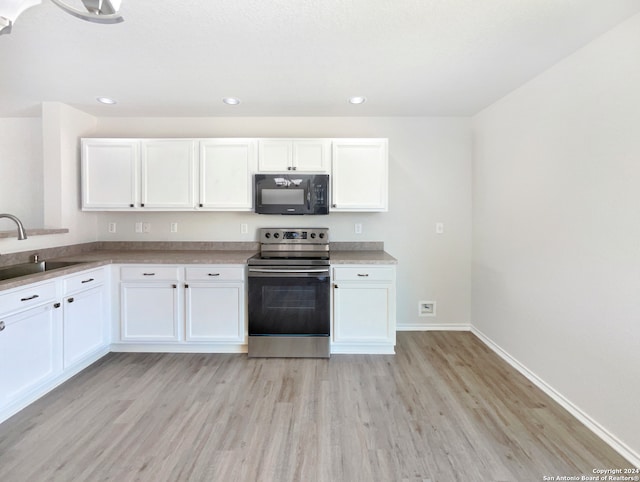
[248, 228, 330, 358]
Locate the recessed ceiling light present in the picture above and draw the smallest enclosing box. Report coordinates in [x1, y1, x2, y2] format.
[97, 97, 117, 105]
[223, 97, 241, 105]
[348, 96, 366, 105]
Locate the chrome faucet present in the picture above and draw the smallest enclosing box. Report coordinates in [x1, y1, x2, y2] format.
[0, 213, 28, 240]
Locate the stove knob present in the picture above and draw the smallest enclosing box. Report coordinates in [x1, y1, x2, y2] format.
[310, 233, 316, 239]
[274, 233, 280, 239]
[319, 233, 325, 239]
[264, 232, 271, 239]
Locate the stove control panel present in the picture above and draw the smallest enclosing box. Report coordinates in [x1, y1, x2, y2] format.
[260, 228, 329, 244]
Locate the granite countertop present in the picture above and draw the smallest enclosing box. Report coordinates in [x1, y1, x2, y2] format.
[0, 246, 396, 292]
[330, 250, 397, 264]
[0, 250, 257, 292]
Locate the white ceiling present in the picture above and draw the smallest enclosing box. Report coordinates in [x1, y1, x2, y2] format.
[1, 0, 640, 117]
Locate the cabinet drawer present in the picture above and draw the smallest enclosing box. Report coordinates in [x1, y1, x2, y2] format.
[63, 268, 105, 294]
[333, 266, 394, 282]
[0, 281, 57, 316]
[185, 266, 244, 281]
[120, 266, 179, 281]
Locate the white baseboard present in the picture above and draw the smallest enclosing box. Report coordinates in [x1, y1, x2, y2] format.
[396, 322, 471, 331]
[471, 325, 640, 468]
[330, 343, 395, 355]
[110, 343, 247, 354]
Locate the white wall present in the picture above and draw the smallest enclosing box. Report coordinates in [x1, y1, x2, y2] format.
[0, 118, 43, 229]
[93, 116, 473, 328]
[472, 12, 640, 463]
[0, 103, 99, 255]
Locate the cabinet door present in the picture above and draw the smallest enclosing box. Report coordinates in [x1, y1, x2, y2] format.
[140, 140, 196, 209]
[331, 139, 388, 211]
[0, 304, 62, 406]
[333, 283, 394, 343]
[63, 287, 106, 368]
[82, 139, 139, 209]
[292, 139, 330, 172]
[258, 139, 330, 173]
[199, 139, 257, 210]
[185, 283, 244, 342]
[121, 283, 179, 341]
[258, 140, 292, 171]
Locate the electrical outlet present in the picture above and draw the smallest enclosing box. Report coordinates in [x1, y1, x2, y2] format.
[419, 301, 436, 317]
[142, 222, 151, 233]
[436, 222, 444, 234]
[108, 222, 116, 233]
[170, 222, 178, 233]
[135, 222, 143, 233]
[355, 223, 362, 234]
[241, 223, 248, 234]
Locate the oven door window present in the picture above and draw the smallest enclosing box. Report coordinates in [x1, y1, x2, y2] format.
[261, 188, 304, 205]
[248, 276, 329, 336]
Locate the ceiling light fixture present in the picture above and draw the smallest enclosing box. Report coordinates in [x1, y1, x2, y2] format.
[348, 96, 367, 105]
[223, 97, 240, 105]
[1, 0, 123, 35]
[97, 96, 117, 105]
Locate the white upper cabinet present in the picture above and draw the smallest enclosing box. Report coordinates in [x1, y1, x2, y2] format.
[258, 139, 330, 173]
[331, 139, 389, 212]
[82, 139, 139, 209]
[199, 139, 257, 210]
[141, 140, 196, 209]
[82, 138, 196, 210]
[82, 137, 388, 212]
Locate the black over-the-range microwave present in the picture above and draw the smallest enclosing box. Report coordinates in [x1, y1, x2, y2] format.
[254, 174, 329, 215]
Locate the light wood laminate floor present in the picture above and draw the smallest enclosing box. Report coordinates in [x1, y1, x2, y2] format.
[0, 332, 631, 481]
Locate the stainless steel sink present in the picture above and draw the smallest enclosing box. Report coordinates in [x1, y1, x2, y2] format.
[0, 261, 85, 281]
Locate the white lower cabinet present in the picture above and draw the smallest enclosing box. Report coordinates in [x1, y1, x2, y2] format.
[331, 265, 396, 354]
[0, 303, 62, 408]
[0, 268, 110, 424]
[63, 286, 106, 368]
[184, 266, 245, 342]
[119, 266, 180, 341]
[62, 268, 108, 368]
[116, 264, 246, 349]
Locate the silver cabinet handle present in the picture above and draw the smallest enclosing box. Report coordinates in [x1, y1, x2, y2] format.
[20, 294, 39, 302]
[357, 273, 370, 277]
[0, 321, 5, 331]
[81, 278, 95, 284]
[142, 273, 156, 276]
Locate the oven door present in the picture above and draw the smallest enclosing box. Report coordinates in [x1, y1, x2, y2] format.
[248, 266, 330, 336]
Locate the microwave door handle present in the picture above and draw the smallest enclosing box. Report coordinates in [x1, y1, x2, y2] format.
[307, 180, 311, 210]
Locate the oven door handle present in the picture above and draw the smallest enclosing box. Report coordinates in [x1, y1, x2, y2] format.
[249, 268, 330, 274]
